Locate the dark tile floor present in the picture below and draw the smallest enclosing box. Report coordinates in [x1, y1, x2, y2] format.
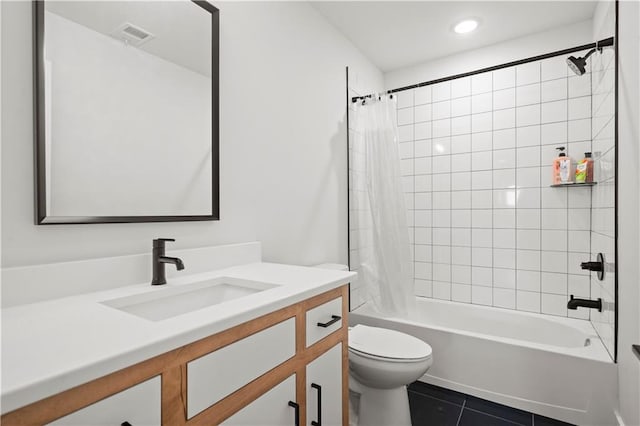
[408, 381, 575, 426]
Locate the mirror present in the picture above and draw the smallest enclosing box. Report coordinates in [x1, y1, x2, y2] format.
[34, 0, 219, 224]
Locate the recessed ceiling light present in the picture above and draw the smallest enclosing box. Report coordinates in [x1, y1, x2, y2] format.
[454, 19, 479, 34]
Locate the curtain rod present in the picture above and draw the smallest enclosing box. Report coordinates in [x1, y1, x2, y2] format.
[351, 39, 610, 104]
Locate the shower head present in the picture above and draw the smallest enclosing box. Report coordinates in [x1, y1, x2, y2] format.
[566, 54, 590, 76]
[566, 37, 615, 76]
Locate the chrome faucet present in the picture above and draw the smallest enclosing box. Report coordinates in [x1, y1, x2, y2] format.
[151, 238, 184, 285]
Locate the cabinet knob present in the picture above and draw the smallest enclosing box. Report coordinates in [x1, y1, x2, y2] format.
[121, 422, 133, 426]
[316, 315, 341, 328]
[311, 383, 322, 426]
[288, 401, 300, 426]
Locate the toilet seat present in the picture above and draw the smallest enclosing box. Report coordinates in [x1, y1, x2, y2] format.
[348, 325, 432, 361]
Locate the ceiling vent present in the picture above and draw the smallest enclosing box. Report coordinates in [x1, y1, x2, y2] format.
[110, 22, 155, 47]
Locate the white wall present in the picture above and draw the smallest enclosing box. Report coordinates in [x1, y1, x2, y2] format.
[385, 20, 593, 91]
[0, 2, 382, 271]
[616, 0, 640, 424]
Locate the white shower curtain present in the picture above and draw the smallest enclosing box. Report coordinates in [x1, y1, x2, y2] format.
[352, 95, 415, 317]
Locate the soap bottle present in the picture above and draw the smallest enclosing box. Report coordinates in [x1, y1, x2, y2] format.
[553, 147, 572, 184]
[575, 152, 594, 183]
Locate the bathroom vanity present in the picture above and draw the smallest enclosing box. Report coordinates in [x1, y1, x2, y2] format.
[1, 258, 353, 426]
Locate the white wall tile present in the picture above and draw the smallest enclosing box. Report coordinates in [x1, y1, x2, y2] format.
[415, 139, 431, 157]
[432, 157, 451, 174]
[433, 137, 451, 156]
[493, 128, 516, 150]
[472, 72, 493, 94]
[541, 56, 569, 81]
[451, 191, 471, 209]
[471, 171, 493, 190]
[472, 112, 493, 133]
[517, 188, 541, 208]
[472, 228, 492, 247]
[451, 77, 471, 98]
[471, 131, 492, 152]
[494, 248, 516, 269]
[517, 290, 541, 313]
[491, 147, 515, 170]
[414, 86, 432, 105]
[493, 67, 516, 90]
[516, 104, 541, 127]
[451, 98, 471, 117]
[396, 90, 414, 108]
[433, 100, 451, 120]
[452, 283, 471, 302]
[516, 62, 541, 86]
[516, 146, 541, 167]
[472, 92, 493, 114]
[432, 81, 451, 102]
[472, 190, 493, 209]
[493, 108, 516, 130]
[541, 78, 568, 102]
[494, 268, 516, 289]
[541, 100, 568, 123]
[541, 250, 568, 273]
[472, 209, 493, 228]
[568, 96, 591, 120]
[568, 75, 590, 98]
[541, 122, 568, 145]
[493, 169, 515, 189]
[414, 104, 432, 123]
[398, 107, 414, 125]
[471, 151, 492, 171]
[493, 88, 516, 110]
[432, 119, 451, 138]
[414, 122, 432, 140]
[493, 288, 516, 309]
[516, 125, 541, 148]
[541, 208, 568, 230]
[517, 270, 541, 291]
[432, 281, 451, 300]
[452, 228, 471, 246]
[541, 293, 567, 316]
[567, 119, 591, 142]
[517, 209, 540, 229]
[493, 209, 516, 228]
[451, 116, 471, 136]
[517, 249, 541, 271]
[471, 266, 493, 286]
[541, 272, 567, 295]
[542, 230, 568, 251]
[516, 83, 541, 106]
[472, 286, 493, 305]
[451, 134, 471, 154]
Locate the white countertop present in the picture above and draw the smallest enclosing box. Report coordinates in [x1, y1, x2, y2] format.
[1, 262, 355, 414]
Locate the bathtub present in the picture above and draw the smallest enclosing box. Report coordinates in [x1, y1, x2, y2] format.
[350, 298, 617, 425]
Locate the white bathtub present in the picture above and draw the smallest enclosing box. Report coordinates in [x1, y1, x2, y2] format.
[350, 298, 617, 425]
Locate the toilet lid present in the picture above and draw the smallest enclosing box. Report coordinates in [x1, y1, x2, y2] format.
[349, 325, 432, 360]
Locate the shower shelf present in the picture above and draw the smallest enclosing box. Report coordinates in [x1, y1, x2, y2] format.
[549, 182, 598, 188]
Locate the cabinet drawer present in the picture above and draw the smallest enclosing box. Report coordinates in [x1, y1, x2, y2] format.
[49, 376, 160, 426]
[306, 296, 343, 347]
[187, 317, 296, 418]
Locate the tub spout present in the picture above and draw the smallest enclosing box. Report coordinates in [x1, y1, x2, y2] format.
[567, 295, 602, 312]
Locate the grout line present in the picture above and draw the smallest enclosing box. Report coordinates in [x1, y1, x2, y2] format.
[455, 399, 466, 426]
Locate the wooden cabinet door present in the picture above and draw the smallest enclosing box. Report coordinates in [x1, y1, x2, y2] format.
[221, 374, 298, 426]
[306, 344, 343, 426]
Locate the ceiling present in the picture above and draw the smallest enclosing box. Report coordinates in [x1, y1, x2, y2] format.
[309, 1, 598, 73]
[46, 1, 212, 77]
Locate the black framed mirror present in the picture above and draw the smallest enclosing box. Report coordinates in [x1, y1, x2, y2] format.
[33, 0, 219, 224]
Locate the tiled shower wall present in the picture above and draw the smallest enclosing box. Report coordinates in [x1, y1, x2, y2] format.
[394, 52, 596, 318]
[589, 0, 616, 356]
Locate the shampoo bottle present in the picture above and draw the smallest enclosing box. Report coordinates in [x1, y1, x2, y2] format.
[553, 147, 572, 184]
[575, 152, 594, 183]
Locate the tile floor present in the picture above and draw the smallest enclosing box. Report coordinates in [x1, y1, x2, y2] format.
[408, 381, 574, 426]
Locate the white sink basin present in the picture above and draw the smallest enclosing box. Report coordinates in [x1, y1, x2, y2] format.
[101, 277, 278, 321]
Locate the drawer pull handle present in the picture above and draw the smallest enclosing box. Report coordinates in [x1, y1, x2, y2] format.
[317, 315, 341, 328]
[288, 400, 300, 426]
[311, 383, 322, 426]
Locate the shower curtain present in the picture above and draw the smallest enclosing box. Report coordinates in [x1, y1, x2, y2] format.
[352, 95, 415, 317]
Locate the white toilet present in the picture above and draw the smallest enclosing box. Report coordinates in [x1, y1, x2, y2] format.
[348, 325, 432, 426]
